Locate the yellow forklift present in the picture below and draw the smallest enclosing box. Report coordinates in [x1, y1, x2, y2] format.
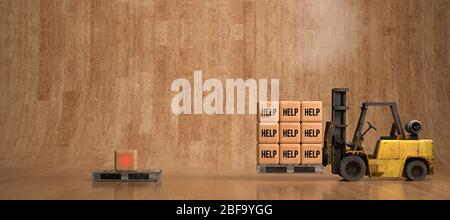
[323, 88, 434, 181]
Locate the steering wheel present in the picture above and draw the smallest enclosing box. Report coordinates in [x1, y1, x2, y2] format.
[367, 121, 377, 131]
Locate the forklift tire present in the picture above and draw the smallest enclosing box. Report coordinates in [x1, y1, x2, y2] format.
[405, 160, 428, 181]
[339, 155, 366, 182]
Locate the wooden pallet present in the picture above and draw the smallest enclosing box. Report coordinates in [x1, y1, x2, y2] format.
[257, 165, 323, 174]
[92, 169, 161, 182]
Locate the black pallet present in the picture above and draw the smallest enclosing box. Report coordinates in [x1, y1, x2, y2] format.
[257, 165, 323, 174]
[92, 169, 161, 182]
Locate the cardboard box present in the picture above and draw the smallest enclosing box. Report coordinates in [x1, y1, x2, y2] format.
[301, 144, 322, 164]
[301, 122, 323, 144]
[279, 144, 301, 164]
[258, 101, 279, 122]
[258, 144, 279, 164]
[301, 101, 322, 122]
[258, 123, 279, 144]
[114, 149, 137, 171]
[280, 101, 301, 122]
[279, 123, 301, 144]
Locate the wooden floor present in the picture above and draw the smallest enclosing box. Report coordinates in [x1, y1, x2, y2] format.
[0, 0, 449, 199]
[0, 165, 449, 200]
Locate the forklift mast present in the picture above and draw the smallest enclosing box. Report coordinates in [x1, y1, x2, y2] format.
[326, 88, 349, 174]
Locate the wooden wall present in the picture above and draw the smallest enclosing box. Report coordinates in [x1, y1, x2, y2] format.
[0, 0, 448, 173]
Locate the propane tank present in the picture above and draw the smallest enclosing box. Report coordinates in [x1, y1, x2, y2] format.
[405, 120, 422, 135]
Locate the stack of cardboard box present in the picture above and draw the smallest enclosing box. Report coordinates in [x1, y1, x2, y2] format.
[257, 101, 323, 165]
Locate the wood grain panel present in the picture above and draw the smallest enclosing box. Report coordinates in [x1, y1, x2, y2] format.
[0, 0, 449, 173]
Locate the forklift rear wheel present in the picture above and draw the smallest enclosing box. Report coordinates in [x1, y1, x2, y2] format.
[339, 155, 366, 181]
[405, 160, 428, 181]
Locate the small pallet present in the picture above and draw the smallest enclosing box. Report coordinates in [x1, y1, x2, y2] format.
[92, 169, 161, 182]
[257, 164, 323, 174]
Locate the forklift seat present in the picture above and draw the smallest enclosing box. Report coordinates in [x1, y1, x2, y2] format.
[380, 135, 396, 140]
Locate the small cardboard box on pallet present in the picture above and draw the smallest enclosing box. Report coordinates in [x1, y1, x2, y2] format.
[279, 123, 301, 144]
[279, 144, 301, 164]
[258, 101, 279, 122]
[92, 149, 162, 182]
[301, 122, 323, 144]
[301, 101, 322, 122]
[301, 144, 322, 165]
[258, 123, 279, 144]
[258, 144, 279, 164]
[280, 101, 301, 122]
[114, 149, 137, 171]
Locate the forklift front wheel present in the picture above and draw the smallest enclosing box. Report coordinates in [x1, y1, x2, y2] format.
[339, 155, 366, 182]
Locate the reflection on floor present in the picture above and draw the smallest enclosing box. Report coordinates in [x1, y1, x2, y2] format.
[0, 166, 449, 199]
